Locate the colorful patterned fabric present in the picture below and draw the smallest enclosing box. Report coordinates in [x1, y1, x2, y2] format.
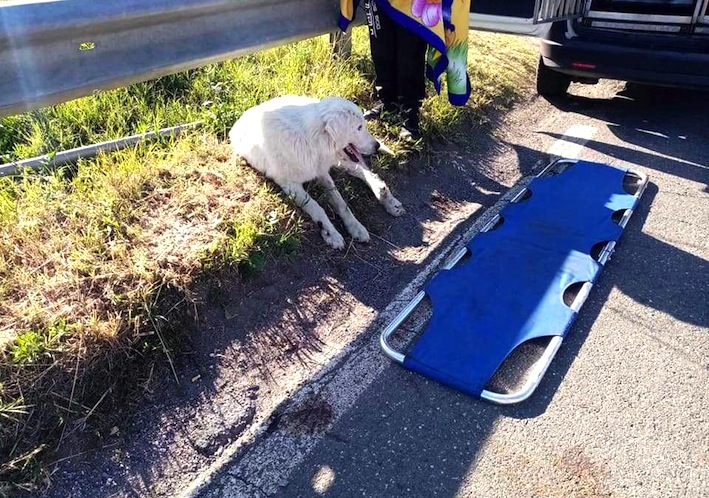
[340, 0, 472, 105]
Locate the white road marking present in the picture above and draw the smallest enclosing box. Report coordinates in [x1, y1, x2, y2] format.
[637, 147, 709, 170]
[636, 128, 669, 139]
[181, 124, 596, 498]
[547, 124, 597, 160]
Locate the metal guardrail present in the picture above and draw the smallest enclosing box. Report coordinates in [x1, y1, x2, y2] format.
[0, 0, 344, 119]
[0, 122, 201, 177]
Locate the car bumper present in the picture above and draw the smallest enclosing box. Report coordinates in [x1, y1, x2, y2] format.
[540, 26, 709, 88]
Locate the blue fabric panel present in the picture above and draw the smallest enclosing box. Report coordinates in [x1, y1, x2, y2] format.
[403, 161, 639, 396]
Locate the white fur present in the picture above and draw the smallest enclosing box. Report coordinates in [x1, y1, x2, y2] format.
[229, 96, 405, 249]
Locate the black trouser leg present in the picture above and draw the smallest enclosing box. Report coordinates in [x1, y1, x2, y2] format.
[395, 22, 427, 112]
[366, 0, 398, 104]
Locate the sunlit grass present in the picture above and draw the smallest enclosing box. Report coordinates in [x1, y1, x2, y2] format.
[0, 29, 536, 495]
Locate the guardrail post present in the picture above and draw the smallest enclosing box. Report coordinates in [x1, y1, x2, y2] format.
[330, 30, 352, 58]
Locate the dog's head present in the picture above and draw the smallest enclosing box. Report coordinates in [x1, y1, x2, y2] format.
[321, 96, 379, 164]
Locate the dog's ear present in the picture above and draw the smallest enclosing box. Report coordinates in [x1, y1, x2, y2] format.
[323, 109, 350, 150]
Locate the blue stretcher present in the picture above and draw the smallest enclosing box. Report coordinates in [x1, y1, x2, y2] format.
[380, 159, 648, 404]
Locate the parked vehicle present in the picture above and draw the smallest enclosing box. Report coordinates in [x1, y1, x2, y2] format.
[469, 0, 709, 96]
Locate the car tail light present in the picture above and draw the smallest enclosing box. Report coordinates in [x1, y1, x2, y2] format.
[571, 62, 596, 69]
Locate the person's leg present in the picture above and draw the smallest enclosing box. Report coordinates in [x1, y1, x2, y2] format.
[364, 0, 398, 119]
[395, 22, 427, 137]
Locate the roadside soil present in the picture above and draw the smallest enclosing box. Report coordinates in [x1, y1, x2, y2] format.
[44, 89, 551, 498]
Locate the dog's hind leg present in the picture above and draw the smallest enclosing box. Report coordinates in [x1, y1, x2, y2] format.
[280, 181, 345, 250]
[336, 162, 405, 217]
[317, 173, 370, 243]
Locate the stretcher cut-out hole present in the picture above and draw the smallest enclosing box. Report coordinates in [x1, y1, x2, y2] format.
[590, 241, 611, 262]
[390, 295, 433, 355]
[78, 41, 96, 51]
[622, 171, 644, 195]
[563, 281, 588, 308]
[485, 337, 552, 394]
[612, 209, 628, 225]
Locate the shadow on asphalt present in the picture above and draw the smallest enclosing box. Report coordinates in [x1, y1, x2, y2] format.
[542, 83, 708, 329]
[50, 84, 708, 498]
[266, 84, 708, 497]
[267, 174, 657, 498]
[545, 83, 709, 192]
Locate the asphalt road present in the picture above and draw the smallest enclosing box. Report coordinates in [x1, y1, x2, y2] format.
[199, 81, 709, 498]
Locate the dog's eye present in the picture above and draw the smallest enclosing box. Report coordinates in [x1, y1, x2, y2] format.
[357, 125, 363, 131]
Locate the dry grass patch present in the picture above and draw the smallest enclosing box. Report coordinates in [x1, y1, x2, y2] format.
[0, 135, 299, 494]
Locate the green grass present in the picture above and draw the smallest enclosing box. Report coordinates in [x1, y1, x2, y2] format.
[0, 35, 369, 162]
[7, 321, 67, 365]
[0, 29, 536, 495]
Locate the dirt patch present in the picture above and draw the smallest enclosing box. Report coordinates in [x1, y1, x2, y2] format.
[268, 398, 335, 436]
[552, 445, 613, 498]
[493, 444, 612, 498]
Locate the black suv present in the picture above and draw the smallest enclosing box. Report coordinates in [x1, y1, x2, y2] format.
[537, 0, 709, 95]
[469, 0, 709, 96]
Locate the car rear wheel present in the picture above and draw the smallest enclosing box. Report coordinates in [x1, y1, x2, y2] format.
[536, 57, 571, 97]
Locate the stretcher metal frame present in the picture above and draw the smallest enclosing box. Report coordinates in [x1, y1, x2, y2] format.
[380, 159, 649, 405]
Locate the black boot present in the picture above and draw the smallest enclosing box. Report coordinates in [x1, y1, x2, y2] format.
[399, 106, 422, 140]
[363, 99, 398, 122]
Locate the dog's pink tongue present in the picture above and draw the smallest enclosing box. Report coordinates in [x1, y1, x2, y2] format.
[349, 144, 365, 164]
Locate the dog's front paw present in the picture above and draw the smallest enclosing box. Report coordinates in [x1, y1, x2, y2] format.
[322, 227, 346, 250]
[347, 221, 370, 244]
[384, 196, 406, 217]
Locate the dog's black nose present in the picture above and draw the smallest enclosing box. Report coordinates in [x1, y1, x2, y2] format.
[374, 141, 381, 151]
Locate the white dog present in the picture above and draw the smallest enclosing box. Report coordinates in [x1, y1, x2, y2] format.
[229, 96, 405, 249]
